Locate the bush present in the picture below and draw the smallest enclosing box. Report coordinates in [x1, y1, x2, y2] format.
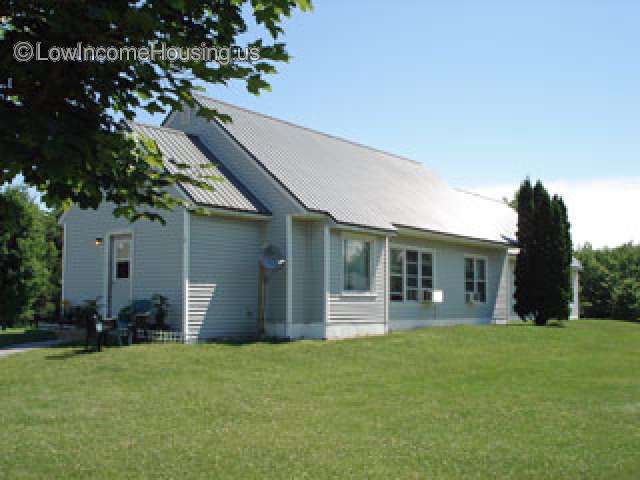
[612, 279, 640, 321]
[576, 243, 640, 319]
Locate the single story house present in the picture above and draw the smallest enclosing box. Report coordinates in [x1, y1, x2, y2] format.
[60, 94, 581, 341]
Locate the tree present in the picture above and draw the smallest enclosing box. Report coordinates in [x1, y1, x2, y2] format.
[514, 179, 572, 326]
[514, 178, 534, 321]
[575, 242, 640, 319]
[612, 279, 640, 321]
[0, 186, 58, 328]
[1, 1, 312, 222]
[549, 194, 572, 320]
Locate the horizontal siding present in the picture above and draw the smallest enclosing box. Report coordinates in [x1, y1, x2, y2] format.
[291, 220, 324, 326]
[389, 235, 508, 329]
[187, 214, 263, 340]
[328, 230, 386, 327]
[63, 200, 184, 329]
[167, 107, 305, 328]
[492, 254, 509, 324]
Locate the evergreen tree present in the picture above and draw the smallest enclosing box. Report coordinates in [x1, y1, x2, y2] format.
[552, 195, 572, 320]
[514, 179, 535, 320]
[531, 181, 554, 324]
[514, 179, 573, 325]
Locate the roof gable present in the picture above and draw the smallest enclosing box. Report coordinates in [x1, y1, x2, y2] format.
[130, 122, 269, 215]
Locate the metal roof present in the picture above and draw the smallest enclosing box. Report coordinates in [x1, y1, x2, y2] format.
[130, 122, 269, 215]
[194, 94, 516, 243]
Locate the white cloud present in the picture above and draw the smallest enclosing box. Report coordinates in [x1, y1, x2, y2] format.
[466, 178, 640, 249]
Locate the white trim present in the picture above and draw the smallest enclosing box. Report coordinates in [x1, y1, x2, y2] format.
[103, 230, 134, 318]
[332, 222, 394, 237]
[464, 254, 489, 305]
[384, 236, 390, 333]
[339, 292, 378, 298]
[57, 208, 70, 225]
[188, 206, 271, 221]
[285, 215, 293, 338]
[323, 224, 330, 334]
[341, 233, 375, 295]
[182, 208, 190, 342]
[60, 223, 66, 318]
[388, 245, 437, 304]
[394, 226, 508, 249]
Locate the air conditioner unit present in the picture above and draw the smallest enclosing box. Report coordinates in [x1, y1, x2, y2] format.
[421, 289, 433, 302]
[465, 292, 474, 304]
[473, 292, 482, 303]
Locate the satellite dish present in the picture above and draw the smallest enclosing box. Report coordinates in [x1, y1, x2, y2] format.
[260, 245, 286, 271]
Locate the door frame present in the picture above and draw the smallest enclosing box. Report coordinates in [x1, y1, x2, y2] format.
[103, 230, 134, 318]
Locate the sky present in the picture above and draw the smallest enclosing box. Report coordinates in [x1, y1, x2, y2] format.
[135, 1, 636, 247]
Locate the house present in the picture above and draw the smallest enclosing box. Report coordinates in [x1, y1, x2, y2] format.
[60, 94, 582, 341]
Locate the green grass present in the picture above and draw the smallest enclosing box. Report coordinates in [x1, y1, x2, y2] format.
[1, 320, 639, 479]
[0, 327, 56, 348]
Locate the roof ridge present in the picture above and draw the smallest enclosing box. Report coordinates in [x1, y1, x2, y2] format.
[192, 93, 422, 166]
[129, 121, 186, 135]
[455, 187, 511, 205]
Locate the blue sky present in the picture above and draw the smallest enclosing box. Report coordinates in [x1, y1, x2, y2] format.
[112, 2, 640, 246]
[138, 1, 640, 183]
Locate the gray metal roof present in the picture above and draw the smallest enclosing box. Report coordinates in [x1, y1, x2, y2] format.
[194, 94, 516, 243]
[130, 123, 268, 215]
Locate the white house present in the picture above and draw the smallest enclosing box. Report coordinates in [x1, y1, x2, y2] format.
[60, 94, 581, 341]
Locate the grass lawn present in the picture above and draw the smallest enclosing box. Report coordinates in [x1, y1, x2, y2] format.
[0, 327, 57, 348]
[1, 319, 639, 479]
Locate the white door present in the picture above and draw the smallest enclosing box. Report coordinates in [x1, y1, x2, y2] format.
[109, 235, 132, 317]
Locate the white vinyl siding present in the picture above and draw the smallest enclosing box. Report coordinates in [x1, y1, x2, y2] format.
[326, 229, 386, 338]
[166, 106, 305, 335]
[62, 198, 184, 329]
[389, 235, 508, 330]
[291, 219, 324, 328]
[187, 214, 263, 340]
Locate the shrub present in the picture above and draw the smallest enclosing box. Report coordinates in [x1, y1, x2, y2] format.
[612, 279, 640, 321]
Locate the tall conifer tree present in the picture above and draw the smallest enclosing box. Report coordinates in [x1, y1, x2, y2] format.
[514, 179, 535, 320]
[514, 180, 572, 325]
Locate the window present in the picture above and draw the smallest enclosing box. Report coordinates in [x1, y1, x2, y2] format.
[343, 238, 371, 291]
[465, 256, 487, 303]
[114, 238, 131, 280]
[389, 247, 434, 302]
[390, 249, 404, 301]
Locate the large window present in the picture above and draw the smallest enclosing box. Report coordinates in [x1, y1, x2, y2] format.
[114, 237, 131, 280]
[344, 238, 371, 292]
[390, 247, 434, 302]
[465, 256, 486, 303]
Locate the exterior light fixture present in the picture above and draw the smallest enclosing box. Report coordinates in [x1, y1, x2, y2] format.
[95, 237, 103, 246]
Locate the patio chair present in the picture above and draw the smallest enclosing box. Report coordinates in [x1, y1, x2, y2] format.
[110, 310, 133, 346]
[131, 299, 155, 342]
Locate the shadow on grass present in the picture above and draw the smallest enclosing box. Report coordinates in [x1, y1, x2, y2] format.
[505, 321, 566, 328]
[43, 336, 291, 360]
[45, 347, 100, 361]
